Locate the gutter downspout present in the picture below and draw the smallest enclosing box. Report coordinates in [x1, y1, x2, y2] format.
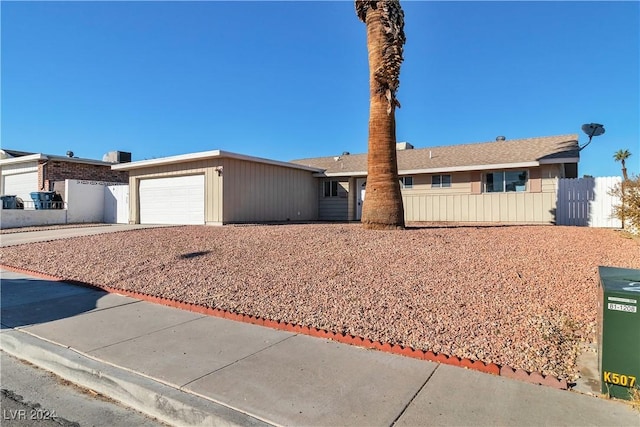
[40, 160, 49, 190]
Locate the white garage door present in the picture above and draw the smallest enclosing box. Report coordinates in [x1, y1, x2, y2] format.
[139, 175, 205, 225]
[3, 171, 38, 202]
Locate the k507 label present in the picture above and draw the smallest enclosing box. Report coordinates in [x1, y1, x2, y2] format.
[603, 371, 636, 387]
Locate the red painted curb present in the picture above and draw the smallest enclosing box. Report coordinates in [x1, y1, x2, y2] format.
[0, 263, 568, 391]
[500, 366, 568, 390]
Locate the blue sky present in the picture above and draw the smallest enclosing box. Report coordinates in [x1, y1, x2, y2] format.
[2, 1, 638, 177]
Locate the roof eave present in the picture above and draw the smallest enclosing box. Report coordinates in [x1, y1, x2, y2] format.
[112, 150, 222, 170]
[218, 150, 324, 172]
[314, 161, 557, 177]
[402, 161, 543, 175]
[0, 153, 47, 165]
[538, 157, 579, 165]
[1, 153, 118, 167]
[112, 149, 323, 173]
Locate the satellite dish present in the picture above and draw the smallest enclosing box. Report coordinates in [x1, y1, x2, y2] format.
[66, 150, 74, 158]
[581, 123, 605, 138]
[579, 123, 605, 151]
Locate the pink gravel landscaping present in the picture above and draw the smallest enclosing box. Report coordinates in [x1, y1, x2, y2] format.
[2, 223, 638, 381]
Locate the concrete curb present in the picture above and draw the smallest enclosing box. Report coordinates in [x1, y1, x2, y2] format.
[1, 264, 568, 391]
[0, 330, 272, 427]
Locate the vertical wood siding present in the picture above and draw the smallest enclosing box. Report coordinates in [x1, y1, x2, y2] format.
[318, 179, 350, 220]
[402, 192, 557, 223]
[400, 167, 559, 223]
[128, 159, 316, 224]
[222, 158, 317, 223]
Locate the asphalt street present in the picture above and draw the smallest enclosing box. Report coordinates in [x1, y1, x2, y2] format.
[0, 351, 165, 427]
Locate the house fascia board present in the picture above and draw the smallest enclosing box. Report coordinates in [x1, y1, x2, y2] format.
[402, 161, 541, 175]
[217, 151, 323, 172]
[111, 150, 223, 170]
[313, 161, 543, 178]
[112, 149, 323, 173]
[0, 154, 46, 166]
[538, 157, 579, 165]
[315, 170, 368, 178]
[1, 153, 118, 167]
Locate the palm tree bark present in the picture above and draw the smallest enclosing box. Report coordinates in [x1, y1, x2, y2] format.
[357, 0, 406, 230]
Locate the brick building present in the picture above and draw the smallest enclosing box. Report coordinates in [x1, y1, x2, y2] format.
[0, 149, 130, 203]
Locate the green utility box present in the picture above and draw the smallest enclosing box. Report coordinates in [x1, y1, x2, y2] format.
[598, 266, 640, 400]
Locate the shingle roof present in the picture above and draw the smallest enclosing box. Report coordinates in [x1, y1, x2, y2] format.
[290, 134, 579, 176]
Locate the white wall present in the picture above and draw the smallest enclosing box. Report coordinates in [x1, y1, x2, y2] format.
[1, 179, 130, 229]
[104, 184, 129, 224]
[1, 209, 67, 229]
[65, 180, 126, 224]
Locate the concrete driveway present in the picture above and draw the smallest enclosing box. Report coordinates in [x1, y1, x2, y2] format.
[0, 224, 170, 247]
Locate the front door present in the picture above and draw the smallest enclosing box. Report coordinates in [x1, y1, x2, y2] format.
[356, 178, 366, 220]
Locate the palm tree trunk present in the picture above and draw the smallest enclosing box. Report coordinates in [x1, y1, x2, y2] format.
[621, 159, 627, 228]
[361, 4, 405, 230]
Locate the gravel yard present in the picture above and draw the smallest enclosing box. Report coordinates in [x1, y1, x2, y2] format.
[2, 224, 638, 380]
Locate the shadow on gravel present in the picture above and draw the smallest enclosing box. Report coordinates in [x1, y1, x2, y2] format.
[0, 277, 103, 330]
[179, 250, 212, 259]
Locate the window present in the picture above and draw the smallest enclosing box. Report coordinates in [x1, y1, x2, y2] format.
[485, 170, 527, 192]
[399, 176, 413, 189]
[323, 180, 339, 197]
[431, 174, 451, 188]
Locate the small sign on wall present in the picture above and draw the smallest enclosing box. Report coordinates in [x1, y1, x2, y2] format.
[76, 180, 121, 186]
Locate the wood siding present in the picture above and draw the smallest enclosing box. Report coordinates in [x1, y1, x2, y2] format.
[404, 172, 472, 193]
[318, 179, 350, 220]
[403, 192, 557, 223]
[400, 166, 561, 223]
[221, 158, 317, 223]
[127, 158, 317, 225]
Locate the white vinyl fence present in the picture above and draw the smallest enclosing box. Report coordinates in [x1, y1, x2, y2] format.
[556, 176, 622, 228]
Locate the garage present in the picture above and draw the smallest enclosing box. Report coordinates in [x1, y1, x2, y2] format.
[139, 175, 205, 225]
[112, 150, 320, 225]
[2, 169, 38, 203]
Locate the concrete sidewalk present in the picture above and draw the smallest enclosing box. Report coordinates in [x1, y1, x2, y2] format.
[1, 269, 638, 427]
[0, 224, 170, 247]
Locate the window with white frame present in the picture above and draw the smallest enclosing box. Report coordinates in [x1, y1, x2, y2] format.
[485, 170, 527, 192]
[399, 176, 413, 189]
[323, 180, 339, 197]
[431, 174, 451, 188]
